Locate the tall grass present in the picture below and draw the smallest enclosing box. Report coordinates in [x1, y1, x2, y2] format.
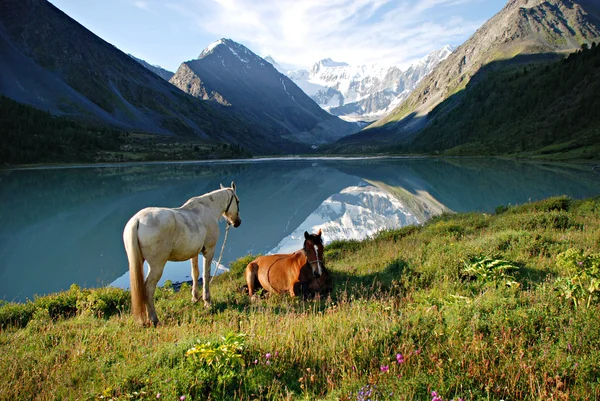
[1, 195, 599, 400]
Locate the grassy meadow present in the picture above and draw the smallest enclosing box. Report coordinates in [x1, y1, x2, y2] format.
[1, 195, 599, 400]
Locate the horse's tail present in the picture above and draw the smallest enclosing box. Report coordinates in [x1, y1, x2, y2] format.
[245, 260, 260, 297]
[123, 218, 146, 325]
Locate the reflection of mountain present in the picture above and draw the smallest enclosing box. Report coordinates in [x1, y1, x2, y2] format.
[270, 182, 449, 254]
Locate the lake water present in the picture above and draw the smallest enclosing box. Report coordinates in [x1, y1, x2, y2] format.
[1, 157, 599, 302]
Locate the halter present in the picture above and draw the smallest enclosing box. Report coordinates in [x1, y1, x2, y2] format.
[224, 190, 238, 214]
[303, 240, 324, 276]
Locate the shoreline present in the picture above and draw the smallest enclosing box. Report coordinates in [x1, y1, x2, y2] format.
[3, 154, 600, 172]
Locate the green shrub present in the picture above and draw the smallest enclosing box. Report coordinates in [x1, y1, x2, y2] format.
[462, 256, 521, 287]
[555, 248, 600, 308]
[0, 301, 36, 328]
[185, 332, 247, 398]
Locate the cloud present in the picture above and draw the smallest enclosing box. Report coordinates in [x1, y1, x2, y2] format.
[133, 1, 150, 11]
[169, 0, 488, 69]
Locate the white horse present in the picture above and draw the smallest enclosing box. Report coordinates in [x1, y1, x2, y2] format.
[123, 182, 241, 326]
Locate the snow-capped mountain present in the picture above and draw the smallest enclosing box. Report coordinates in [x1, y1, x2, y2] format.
[274, 46, 453, 122]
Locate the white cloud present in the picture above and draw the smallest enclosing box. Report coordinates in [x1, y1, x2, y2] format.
[133, 1, 150, 11]
[168, 0, 490, 69]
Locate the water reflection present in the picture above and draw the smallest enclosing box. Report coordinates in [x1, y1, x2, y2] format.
[0, 157, 598, 301]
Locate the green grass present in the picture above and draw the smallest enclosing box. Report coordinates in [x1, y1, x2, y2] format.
[1, 196, 600, 400]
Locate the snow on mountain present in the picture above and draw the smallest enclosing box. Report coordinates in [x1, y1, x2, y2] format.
[276, 46, 454, 122]
[269, 183, 426, 255]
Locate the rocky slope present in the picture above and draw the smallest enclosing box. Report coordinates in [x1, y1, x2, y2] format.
[169, 39, 358, 146]
[129, 54, 174, 81]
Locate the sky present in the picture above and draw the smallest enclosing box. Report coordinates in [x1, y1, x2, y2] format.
[48, 0, 508, 72]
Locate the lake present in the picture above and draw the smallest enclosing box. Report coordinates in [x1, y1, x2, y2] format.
[1, 157, 599, 302]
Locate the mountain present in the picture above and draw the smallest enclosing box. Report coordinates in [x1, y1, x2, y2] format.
[169, 39, 358, 146]
[336, 0, 600, 151]
[402, 42, 600, 158]
[283, 46, 452, 122]
[128, 54, 174, 81]
[0, 0, 301, 155]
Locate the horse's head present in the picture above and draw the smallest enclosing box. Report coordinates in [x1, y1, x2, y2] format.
[303, 229, 324, 278]
[220, 181, 241, 228]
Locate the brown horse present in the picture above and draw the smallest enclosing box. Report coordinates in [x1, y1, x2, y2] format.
[245, 230, 325, 299]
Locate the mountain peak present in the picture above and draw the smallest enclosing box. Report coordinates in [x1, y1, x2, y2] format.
[199, 38, 247, 59]
[310, 58, 349, 74]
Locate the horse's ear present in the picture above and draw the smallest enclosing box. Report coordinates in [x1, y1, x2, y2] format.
[304, 231, 309, 239]
[220, 183, 225, 189]
[317, 228, 322, 237]
[231, 181, 236, 192]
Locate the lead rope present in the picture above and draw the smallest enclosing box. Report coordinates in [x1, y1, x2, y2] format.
[210, 222, 231, 284]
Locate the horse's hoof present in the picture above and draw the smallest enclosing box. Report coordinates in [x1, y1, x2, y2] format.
[204, 301, 212, 308]
[192, 296, 200, 303]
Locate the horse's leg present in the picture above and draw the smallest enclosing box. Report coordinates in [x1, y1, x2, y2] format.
[145, 260, 166, 327]
[190, 255, 200, 303]
[301, 282, 308, 300]
[202, 247, 215, 307]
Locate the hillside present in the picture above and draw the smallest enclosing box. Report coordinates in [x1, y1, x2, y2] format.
[0, 95, 250, 165]
[1, 195, 599, 400]
[0, 0, 303, 155]
[170, 39, 358, 146]
[331, 0, 600, 152]
[404, 43, 600, 158]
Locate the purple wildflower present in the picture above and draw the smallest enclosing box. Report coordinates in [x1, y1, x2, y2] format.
[380, 365, 389, 373]
[156, 394, 161, 399]
[180, 397, 186, 401]
[265, 353, 271, 360]
[396, 353, 404, 364]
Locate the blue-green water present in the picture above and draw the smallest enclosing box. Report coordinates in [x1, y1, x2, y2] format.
[1, 157, 599, 302]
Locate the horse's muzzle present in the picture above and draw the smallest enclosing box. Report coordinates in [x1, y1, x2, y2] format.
[314, 272, 321, 278]
[233, 218, 241, 228]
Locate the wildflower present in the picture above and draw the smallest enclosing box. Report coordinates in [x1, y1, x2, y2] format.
[156, 394, 161, 399]
[380, 365, 389, 373]
[253, 359, 258, 365]
[274, 351, 279, 357]
[431, 391, 443, 401]
[396, 353, 404, 364]
[567, 343, 572, 351]
[266, 352, 271, 359]
[578, 261, 583, 266]
[180, 397, 186, 401]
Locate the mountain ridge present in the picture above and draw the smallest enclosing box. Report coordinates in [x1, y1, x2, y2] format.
[329, 0, 600, 152]
[281, 46, 453, 122]
[169, 38, 358, 146]
[0, 0, 312, 154]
